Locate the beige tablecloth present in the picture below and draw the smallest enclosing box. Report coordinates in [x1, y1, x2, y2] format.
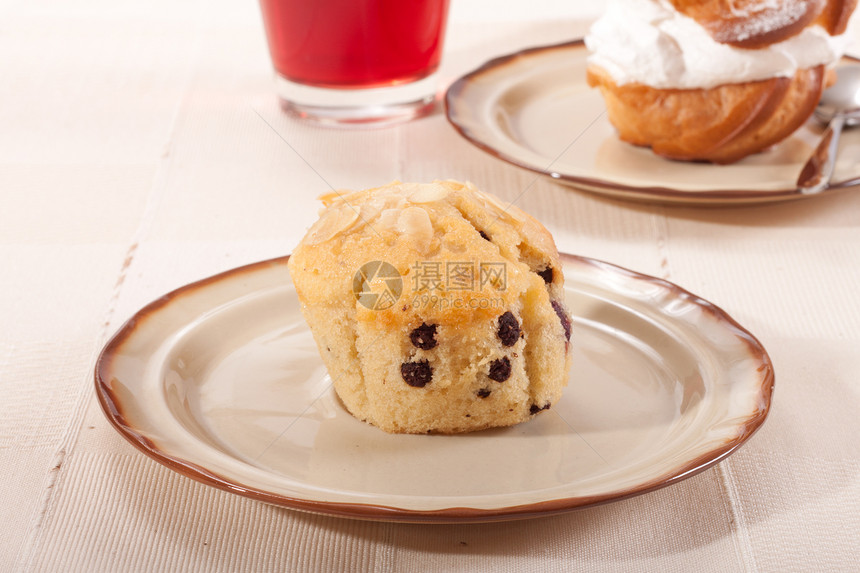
[3, 0, 860, 571]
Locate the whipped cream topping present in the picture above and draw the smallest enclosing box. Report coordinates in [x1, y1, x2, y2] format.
[585, 0, 848, 89]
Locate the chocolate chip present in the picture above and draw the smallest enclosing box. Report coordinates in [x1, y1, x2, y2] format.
[488, 357, 511, 382]
[497, 311, 520, 347]
[479, 231, 491, 241]
[401, 360, 432, 387]
[537, 267, 553, 284]
[477, 388, 491, 398]
[409, 322, 438, 350]
[529, 403, 551, 415]
[551, 300, 571, 341]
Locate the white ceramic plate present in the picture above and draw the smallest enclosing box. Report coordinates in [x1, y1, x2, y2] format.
[96, 254, 773, 523]
[445, 40, 860, 205]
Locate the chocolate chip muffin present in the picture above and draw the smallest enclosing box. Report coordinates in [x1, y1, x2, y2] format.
[288, 180, 572, 434]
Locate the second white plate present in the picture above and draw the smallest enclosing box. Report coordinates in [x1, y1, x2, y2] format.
[445, 40, 860, 205]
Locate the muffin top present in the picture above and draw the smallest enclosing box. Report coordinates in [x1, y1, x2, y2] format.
[288, 180, 563, 326]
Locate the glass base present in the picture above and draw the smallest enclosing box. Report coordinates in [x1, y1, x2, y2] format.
[274, 73, 439, 127]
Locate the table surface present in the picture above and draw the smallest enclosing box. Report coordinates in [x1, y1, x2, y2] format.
[3, 1, 860, 571]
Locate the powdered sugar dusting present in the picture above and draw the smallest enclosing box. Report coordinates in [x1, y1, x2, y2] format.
[725, 0, 811, 41]
[726, 0, 784, 17]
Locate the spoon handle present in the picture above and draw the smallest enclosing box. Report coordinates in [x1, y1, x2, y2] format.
[797, 114, 846, 195]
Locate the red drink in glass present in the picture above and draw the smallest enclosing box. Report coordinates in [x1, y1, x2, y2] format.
[258, 0, 450, 124]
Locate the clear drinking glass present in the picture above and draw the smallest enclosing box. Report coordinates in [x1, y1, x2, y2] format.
[259, 0, 451, 126]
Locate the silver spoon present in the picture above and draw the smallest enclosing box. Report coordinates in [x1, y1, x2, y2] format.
[797, 64, 860, 195]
